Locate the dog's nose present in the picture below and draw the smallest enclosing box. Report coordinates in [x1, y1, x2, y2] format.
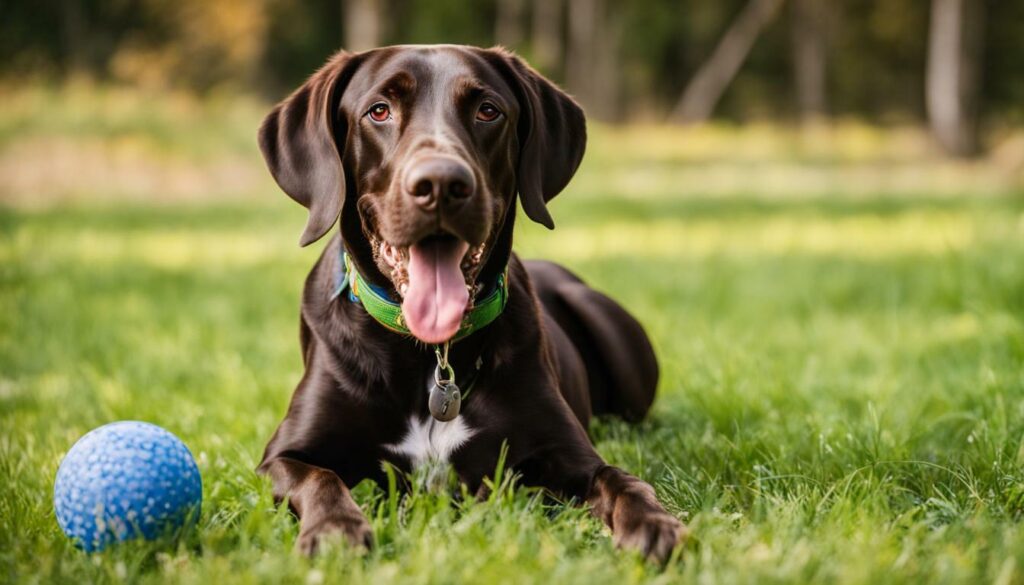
[404, 156, 475, 209]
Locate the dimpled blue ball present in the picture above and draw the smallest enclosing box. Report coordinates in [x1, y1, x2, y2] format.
[54, 421, 202, 552]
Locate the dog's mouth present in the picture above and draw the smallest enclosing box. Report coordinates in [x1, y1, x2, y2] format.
[374, 232, 486, 344]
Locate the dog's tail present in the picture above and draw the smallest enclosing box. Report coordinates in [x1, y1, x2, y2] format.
[525, 260, 658, 422]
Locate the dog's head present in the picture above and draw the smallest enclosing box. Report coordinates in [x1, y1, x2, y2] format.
[259, 45, 586, 343]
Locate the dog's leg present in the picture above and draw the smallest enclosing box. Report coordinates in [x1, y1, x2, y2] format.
[499, 423, 686, 562]
[587, 465, 687, 563]
[516, 445, 687, 562]
[259, 457, 373, 555]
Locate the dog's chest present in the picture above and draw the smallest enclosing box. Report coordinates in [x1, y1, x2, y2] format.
[384, 414, 475, 469]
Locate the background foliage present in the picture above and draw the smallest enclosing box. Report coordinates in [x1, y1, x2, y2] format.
[4, 0, 1024, 124]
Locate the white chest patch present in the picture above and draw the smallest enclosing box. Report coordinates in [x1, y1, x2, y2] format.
[385, 415, 475, 469]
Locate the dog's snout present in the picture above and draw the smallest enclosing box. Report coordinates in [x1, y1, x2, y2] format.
[404, 156, 476, 209]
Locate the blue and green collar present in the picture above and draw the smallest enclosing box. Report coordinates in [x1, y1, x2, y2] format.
[332, 247, 509, 342]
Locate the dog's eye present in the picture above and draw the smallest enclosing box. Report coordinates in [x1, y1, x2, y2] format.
[367, 102, 391, 123]
[476, 102, 501, 122]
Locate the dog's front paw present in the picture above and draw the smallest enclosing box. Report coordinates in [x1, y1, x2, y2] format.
[297, 513, 374, 556]
[613, 507, 688, 564]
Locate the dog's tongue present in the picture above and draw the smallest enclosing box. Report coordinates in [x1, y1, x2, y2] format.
[403, 237, 470, 343]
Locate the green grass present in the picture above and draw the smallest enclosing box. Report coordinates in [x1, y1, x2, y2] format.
[1, 191, 1023, 584]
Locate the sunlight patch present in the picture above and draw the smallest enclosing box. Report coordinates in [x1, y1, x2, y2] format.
[50, 230, 293, 269]
[528, 211, 976, 260]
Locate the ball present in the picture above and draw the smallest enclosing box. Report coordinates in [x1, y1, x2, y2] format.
[54, 421, 202, 551]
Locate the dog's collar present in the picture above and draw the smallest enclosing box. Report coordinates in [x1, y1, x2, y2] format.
[332, 246, 509, 342]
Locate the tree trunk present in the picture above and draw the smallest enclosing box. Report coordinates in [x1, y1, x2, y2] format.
[670, 0, 785, 125]
[566, 0, 597, 103]
[344, 0, 381, 52]
[926, 0, 984, 157]
[496, 0, 527, 50]
[566, 0, 619, 119]
[592, 2, 622, 120]
[790, 0, 827, 123]
[531, 0, 563, 76]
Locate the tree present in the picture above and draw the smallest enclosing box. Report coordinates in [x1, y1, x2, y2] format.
[495, 0, 526, 50]
[926, 0, 984, 156]
[566, 0, 596, 103]
[531, 0, 563, 76]
[344, 0, 381, 52]
[670, 0, 785, 125]
[566, 0, 620, 119]
[790, 0, 827, 123]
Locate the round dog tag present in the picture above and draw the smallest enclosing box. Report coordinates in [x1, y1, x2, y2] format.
[428, 381, 461, 422]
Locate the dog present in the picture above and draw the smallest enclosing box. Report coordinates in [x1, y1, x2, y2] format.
[257, 45, 686, 562]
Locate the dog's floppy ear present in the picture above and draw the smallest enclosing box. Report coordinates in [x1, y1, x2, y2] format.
[258, 51, 364, 246]
[490, 50, 587, 229]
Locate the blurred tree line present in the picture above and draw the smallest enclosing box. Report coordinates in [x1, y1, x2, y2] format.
[4, 0, 1023, 155]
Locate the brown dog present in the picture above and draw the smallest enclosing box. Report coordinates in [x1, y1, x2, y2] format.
[257, 45, 685, 562]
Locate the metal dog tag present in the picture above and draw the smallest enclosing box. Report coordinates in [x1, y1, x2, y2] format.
[429, 380, 461, 422]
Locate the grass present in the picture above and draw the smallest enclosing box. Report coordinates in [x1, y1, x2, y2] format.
[2, 192, 1022, 584]
[1, 85, 1024, 583]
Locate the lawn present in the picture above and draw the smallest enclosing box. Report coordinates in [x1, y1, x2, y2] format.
[1, 89, 1023, 583]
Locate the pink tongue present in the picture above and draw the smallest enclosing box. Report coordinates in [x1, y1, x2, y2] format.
[402, 238, 470, 343]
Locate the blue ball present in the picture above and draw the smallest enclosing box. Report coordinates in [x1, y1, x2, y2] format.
[54, 421, 202, 552]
